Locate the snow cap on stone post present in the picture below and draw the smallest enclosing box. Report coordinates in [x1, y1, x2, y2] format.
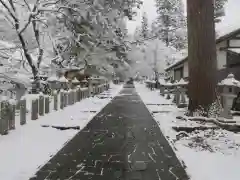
[72, 77, 79, 84]
[47, 75, 59, 82]
[165, 81, 173, 87]
[59, 76, 68, 83]
[176, 78, 188, 87]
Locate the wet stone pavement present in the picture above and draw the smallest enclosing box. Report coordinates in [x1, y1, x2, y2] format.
[30, 84, 189, 180]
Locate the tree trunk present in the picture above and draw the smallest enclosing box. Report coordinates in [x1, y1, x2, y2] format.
[187, 0, 217, 115]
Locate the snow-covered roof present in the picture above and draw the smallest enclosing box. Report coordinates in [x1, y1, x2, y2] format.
[218, 73, 240, 87]
[227, 48, 240, 54]
[165, 27, 240, 71]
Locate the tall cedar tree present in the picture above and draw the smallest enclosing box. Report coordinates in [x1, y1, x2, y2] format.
[187, 0, 217, 116]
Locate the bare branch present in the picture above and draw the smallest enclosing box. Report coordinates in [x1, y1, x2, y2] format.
[23, 0, 31, 11]
[0, 0, 18, 22]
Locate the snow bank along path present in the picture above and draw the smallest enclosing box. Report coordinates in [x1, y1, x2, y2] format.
[0, 83, 123, 180]
[135, 82, 240, 180]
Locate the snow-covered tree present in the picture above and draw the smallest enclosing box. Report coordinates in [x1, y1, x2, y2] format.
[0, 0, 55, 92]
[46, 0, 140, 78]
[0, 0, 143, 84]
[214, 0, 228, 23]
[128, 36, 184, 78]
[154, 0, 187, 50]
[140, 12, 149, 39]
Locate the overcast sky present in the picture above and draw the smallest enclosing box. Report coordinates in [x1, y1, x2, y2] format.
[126, 0, 240, 34]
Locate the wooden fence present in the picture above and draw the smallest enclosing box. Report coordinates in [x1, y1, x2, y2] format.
[0, 83, 110, 135]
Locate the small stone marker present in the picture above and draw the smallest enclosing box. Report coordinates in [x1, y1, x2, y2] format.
[166, 93, 171, 99]
[77, 89, 81, 101]
[72, 91, 75, 104]
[60, 91, 64, 109]
[20, 99, 26, 125]
[54, 93, 58, 111]
[65, 92, 68, 106]
[31, 99, 39, 120]
[67, 91, 71, 105]
[0, 101, 10, 135]
[175, 89, 181, 106]
[45, 96, 50, 114]
[9, 103, 16, 129]
[39, 95, 44, 116]
[160, 86, 165, 96]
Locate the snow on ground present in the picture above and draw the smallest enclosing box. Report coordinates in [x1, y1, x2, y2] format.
[135, 82, 240, 180]
[0, 83, 122, 180]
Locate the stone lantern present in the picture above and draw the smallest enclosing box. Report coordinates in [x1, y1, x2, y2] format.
[218, 73, 240, 120]
[47, 75, 59, 90]
[171, 80, 179, 103]
[176, 78, 188, 108]
[159, 79, 166, 96]
[164, 81, 173, 99]
[59, 76, 69, 90]
[72, 77, 80, 88]
[80, 79, 88, 87]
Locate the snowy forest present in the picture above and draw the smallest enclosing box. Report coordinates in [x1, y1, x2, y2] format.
[0, 0, 143, 94]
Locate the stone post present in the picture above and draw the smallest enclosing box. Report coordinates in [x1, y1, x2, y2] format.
[67, 91, 71, 105]
[178, 87, 187, 108]
[31, 99, 39, 120]
[64, 91, 68, 107]
[72, 91, 75, 104]
[0, 101, 10, 135]
[175, 87, 181, 106]
[39, 95, 44, 116]
[53, 92, 58, 111]
[160, 85, 165, 96]
[9, 100, 16, 130]
[219, 86, 236, 119]
[68, 91, 72, 105]
[88, 79, 93, 97]
[60, 91, 64, 109]
[81, 90, 84, 99]
[165, 89, 171, 99]
[20, 99, 26, 125]
[77, 88, 81, 101]
[172, 87, 177, 103]
[45, 96, 50, 114]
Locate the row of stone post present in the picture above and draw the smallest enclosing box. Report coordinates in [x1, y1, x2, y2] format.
[0, 83, 110, 135]
[159, 79, 188, 108]
[158, 74, 240, 121]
